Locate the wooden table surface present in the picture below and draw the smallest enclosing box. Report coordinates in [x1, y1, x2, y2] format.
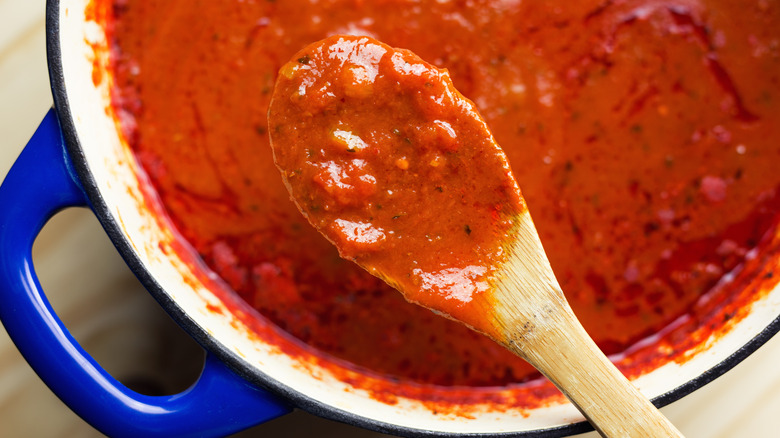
[2, 2, 780, 437]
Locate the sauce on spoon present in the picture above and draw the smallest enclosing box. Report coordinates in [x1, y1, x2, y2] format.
[269, 35, 525, 338]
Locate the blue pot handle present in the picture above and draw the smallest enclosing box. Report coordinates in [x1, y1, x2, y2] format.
[0, 109, 291, 437]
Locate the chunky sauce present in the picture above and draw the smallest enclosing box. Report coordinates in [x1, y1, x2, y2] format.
[269, 36, 526, 331]
[106, 0, 780, 387]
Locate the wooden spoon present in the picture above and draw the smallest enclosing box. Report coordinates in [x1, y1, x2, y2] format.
[268, 35, 684, 438]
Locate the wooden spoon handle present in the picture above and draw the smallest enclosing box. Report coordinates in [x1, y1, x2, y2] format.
[503, 305, 683, 438]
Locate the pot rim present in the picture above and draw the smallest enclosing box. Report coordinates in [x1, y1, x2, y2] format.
[43, 0, 780, 436]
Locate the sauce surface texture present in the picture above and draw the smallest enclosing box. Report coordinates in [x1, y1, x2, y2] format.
[269, 36, 525, 331]
[106, 0, 780, 387]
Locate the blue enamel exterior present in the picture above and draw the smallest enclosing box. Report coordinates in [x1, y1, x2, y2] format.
[0, 110, 290, 437]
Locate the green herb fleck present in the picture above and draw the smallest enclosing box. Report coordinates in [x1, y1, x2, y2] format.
[464, 225, 472, 235]
[435, 186, 443, 192]
[297, 55, 311, 65]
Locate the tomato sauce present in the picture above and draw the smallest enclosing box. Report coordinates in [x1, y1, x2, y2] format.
[268, 35, 526, 332]
[105, 0, 780, 389]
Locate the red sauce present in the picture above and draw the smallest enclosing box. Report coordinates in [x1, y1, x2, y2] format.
[105, 0, 780, 390]
[269, 36, 526, 332]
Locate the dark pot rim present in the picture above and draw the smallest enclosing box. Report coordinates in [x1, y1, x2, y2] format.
[43, 0, 780, 436]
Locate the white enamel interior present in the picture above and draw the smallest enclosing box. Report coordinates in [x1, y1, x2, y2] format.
[54, 0, 780, 435]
